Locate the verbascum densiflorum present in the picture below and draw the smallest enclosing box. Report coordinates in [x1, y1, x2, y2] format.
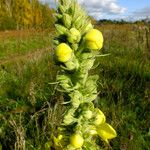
[52, 0, 117, 149]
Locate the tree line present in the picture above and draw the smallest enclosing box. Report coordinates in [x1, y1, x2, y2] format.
[97, 18, 150, 25]
[0, 0, 54, 30]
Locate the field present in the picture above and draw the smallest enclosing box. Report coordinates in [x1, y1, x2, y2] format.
[0, 24, 150, 150]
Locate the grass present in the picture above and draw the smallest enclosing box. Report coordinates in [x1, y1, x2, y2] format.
[0, 29, 60, 149]
[95, 24, 150, 149]
[0, 24, 150, 150]
[0, 29, 53, 59]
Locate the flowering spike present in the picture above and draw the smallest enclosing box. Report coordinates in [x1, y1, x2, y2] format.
[52, 0, 117, 149]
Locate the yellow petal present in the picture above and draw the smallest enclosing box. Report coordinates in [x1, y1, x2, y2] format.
[97, 123, 117, 142]
[85, 41, 99, 50]
[55, 43, 72, 62]
[84, 29, 103, 50]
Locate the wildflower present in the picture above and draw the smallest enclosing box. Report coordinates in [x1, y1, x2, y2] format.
[54, 0, 116, 149]
[97, 123, 117, 143]
[70, 134, 84, 148]
[55, 43, 72, 62]
[83, 29, 103, 50]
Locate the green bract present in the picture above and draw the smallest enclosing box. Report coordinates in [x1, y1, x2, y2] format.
[52, 0, 116, 149]
[55, 43, 72, 62]
[67, 28, 81, 43]
[84, 23, 93, 33]
[83, 29, 103, 50]
[55, 24, 68, 35]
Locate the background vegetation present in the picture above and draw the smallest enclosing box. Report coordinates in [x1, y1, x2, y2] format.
[0, 0, 54, 30]
[0, 0, 150, 150]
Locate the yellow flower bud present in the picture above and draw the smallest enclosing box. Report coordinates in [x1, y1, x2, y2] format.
[97, 123, 117, 143]
[67, 28, 81, 43]
[55, 24, 68, 35]
[63, 13, 72, 28]
[83, 110, 93, 119]
[94, 108, 106, 126]
[88, 126, 97, 135]
[55, 43, 72, 62]
[58, 134, 63, 140]
[90, 129, 97, 135]
[70, 134, 84, 148]
[44, 141, 52, 150]
[63, 114, 74, 125]
[83, 29, 103, 50]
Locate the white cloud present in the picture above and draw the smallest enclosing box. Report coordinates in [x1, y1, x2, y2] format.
[40, 0, 126, 19]
[79, 0, 125, 13]
[78, 0, 126, 19]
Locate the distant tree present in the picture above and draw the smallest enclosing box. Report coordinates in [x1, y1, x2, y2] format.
[41, 3, 54, 28]
[12, 0, 33, 29]
[12, 0, 23, 29]
[97, 19, 130, 25]
[23, 0, 33, 28]
[4, 0, 12, 17]
[0, 0, 8, 17]
[0, 0, 16, 30]
[31, 0, 43, 28]
[0, 0, 54, 30]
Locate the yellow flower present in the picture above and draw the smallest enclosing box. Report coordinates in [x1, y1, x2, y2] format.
[70, 134, 84, 148]
[83, 29, 103, 50]
[97, 123, 117, 143]
[94, 108, 106, 126]
[55, 43, 72, 62]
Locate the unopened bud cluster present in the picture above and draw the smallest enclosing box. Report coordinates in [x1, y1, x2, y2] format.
[53, 0, 116, 149]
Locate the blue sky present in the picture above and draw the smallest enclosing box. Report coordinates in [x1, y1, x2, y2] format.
[40, 0, 150, 20]
[119, 0, 150, 11]
[118, 0, 150, 19]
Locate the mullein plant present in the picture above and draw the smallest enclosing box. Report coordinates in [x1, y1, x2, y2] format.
[53, 0, 117, 149]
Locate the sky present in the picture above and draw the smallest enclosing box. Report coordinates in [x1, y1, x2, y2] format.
[40, 0, 150, 20]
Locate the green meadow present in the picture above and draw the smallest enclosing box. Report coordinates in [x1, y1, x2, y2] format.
[0, 24, 150, 150]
